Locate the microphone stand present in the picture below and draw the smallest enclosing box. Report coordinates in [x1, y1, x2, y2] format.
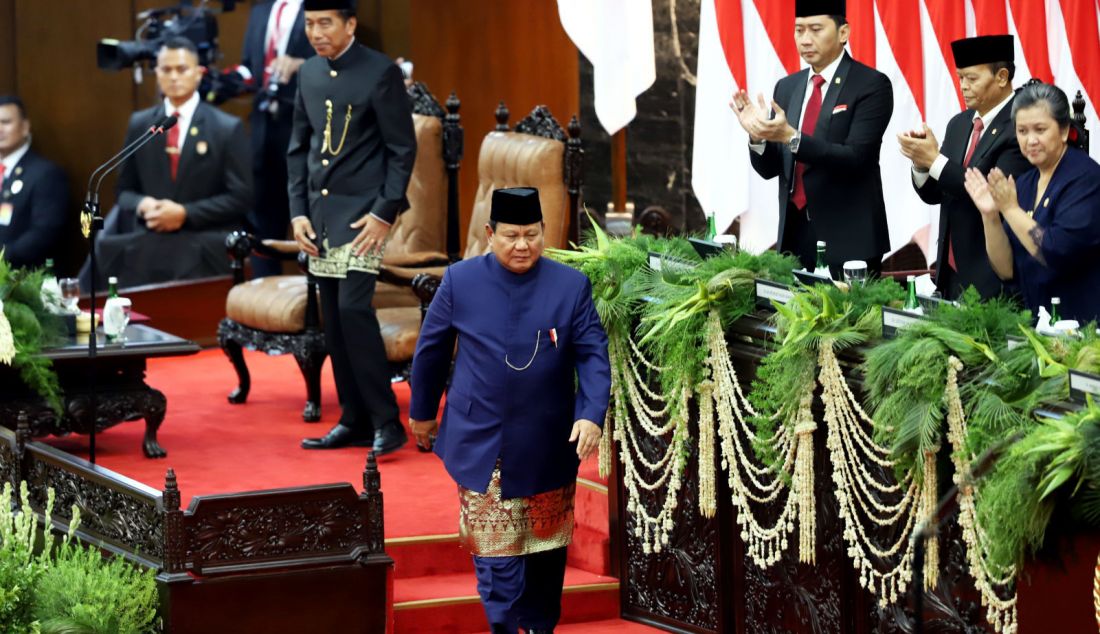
[910, 432, 1023, 634]
[79, 115, 175, 464]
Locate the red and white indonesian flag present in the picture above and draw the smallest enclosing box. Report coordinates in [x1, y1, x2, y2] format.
[693, 0, 1100, 262]
[558, 0, 657, 135]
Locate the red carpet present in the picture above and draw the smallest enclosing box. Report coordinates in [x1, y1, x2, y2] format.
[46, 349, 457, 537]
[42, 349, 644, 632]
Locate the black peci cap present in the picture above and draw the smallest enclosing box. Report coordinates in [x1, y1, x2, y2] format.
[951, 35, 1015, 69]
[795, 0, 846, 18]
[303, 0, 356, 11]
[490, 188, 543, 226]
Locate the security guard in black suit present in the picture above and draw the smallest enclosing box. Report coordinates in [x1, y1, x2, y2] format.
[288, 0, 417, 453]
[82, 37, 251, 291]
[240, 0, 314, 277]
[0, 95, 69, 269]
[900, 35, 1031, 300]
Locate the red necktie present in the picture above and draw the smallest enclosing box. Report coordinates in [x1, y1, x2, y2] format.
[263, 0, 289, 86]
[0, 164, 6, 189]
[947, 118, 986, 271]
[791, 74, 826, 210]
[166, 111, 181, 181]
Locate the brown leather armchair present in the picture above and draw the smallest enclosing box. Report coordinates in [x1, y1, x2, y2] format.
[217, 84, 462, 421]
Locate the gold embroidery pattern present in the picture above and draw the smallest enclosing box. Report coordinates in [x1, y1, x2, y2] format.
[308, 239, 383, 279]
[458, 467, 576, 558]
[322, 100, 352, 156]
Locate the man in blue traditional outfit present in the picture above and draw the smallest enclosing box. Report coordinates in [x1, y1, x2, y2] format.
[408, 187, 611, 634]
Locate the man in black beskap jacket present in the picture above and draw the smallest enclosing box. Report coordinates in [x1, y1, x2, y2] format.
[288, 0, 416, 454]
[900, 34, 1031, 300]
[0, 95, 68, 269]
[732, 0, 893, 278]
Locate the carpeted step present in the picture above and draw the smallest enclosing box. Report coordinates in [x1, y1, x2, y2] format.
[393, 566, 619, 633]
[388, 534, 472, 579]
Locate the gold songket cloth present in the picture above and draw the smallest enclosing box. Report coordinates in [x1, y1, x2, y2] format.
[458, 466, 576, 558]
[308, 239, 383, 279]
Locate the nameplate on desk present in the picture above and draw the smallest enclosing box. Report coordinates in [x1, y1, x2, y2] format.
[1069, 370, 1100, 403]
[647, 251, 696, 274]
[882, 307, 924, 338]
[755, 280, 793, 308]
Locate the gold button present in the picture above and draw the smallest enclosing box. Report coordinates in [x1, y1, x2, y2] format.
[322, 159, 330, 167]
[330, 70, 338, 78]
[321, 189, 329, 196]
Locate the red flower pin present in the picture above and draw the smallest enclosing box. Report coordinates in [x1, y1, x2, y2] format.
[549, 328, 558, 348]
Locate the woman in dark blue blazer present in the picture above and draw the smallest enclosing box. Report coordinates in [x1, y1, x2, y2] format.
[965, 82, 1100, 323]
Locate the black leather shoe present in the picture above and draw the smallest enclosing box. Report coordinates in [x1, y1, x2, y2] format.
[301, 424, 374, 449]
[372, 421, 408, 457]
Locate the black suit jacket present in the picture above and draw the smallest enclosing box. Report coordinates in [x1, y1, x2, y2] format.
[287, 43, 416, 247]
[0, 150, 69, 268]
[117, 101, 251, 230]
[92, 101, 251, 289]
[750, 53, 893, 266]
[914, 97, 1031, 299]
[241, 1, 313, 160]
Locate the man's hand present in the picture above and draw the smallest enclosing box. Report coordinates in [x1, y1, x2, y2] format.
[136, 196, 159, 219]
[569, 419, 602, 460]
[730, 90, 768, 142]
[292, 216, 320, 257]
[755, 99, 796, 143]
[270, 56, 306, 84]
[410, 418, 439, 450]
[897, 124, 940, 170]
[143, 200, 186, 232]
[350, 214, 391, 257]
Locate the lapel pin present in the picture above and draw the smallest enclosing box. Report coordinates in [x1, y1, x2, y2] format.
[991, 128, 997, 135]
[13, 166, 22, 176]
[9, 180, 22, 195]
[1044, 198, 1050, 208]
[190, 126, 199, 137]
[835, 77, 841, 84]
[549, 328, 559, 348]
[196, 141, 208, 156]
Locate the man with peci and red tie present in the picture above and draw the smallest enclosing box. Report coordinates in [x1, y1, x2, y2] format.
[240, 0, 314, 277]
[82, 37, 251, 291]
[732, 0, 893, 278]
[900, 35, 1030, 300]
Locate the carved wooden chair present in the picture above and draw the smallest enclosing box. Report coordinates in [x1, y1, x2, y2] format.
[392, 102, 584, 294]
[217, 83, 462, 421]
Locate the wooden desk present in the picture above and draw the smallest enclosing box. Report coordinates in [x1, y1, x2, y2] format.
[0, 324, 200, 458]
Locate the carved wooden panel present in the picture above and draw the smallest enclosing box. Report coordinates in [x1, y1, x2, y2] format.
[182, 485, 368, 574]
[24, 455, 164, 559]
[620, 404, 727, 632]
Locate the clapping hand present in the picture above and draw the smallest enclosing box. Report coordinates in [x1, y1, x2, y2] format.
[897, 124, 940, 170]
[729, 92, 796, 143]
[963, 168, 1000, 220]
[986, 168, 1020, 212]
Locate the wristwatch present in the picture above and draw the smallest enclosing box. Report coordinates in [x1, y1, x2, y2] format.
[787, 131, 802, 154]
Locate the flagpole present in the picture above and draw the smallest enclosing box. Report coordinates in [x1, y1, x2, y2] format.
[611, 129, 627, 215]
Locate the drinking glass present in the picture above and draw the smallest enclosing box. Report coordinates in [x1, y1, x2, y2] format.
[842, 260, 868, 286]
[103, 297, 132, 342]
[59, 278, 80, 314]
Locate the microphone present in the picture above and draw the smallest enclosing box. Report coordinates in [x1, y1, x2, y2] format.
[84, 115, 170, 200]
[91, 114, 178, 201]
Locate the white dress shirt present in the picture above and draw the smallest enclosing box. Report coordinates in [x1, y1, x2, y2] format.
[265, 0, 303, 59]
[913, 91, 1015, 187]
[750, 52, 846, 155]
[0, 138, 31, 183]
[163, 91, 200, 154]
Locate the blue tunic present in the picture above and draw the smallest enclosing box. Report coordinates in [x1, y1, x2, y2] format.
[1009, 147, 1100, 323]
[409, 254, 611, 499]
